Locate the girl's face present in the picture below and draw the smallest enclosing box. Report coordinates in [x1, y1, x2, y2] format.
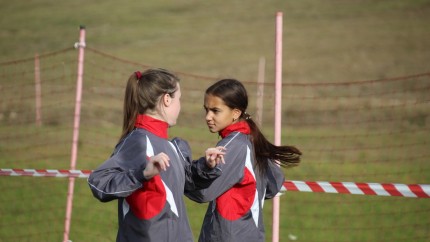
[164, 83, 181, 127]
[204, 94, 241, 133]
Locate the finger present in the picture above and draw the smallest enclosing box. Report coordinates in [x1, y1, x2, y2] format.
[160, 156, 170, 168]
[215, 148, 226, 154]
[216, 155, 224, 165]
[154, 158, 168, 171]
[205, 152, 213, 161]
[214, 155, 223, 165]
[156, 153, 170, 161]
[157, 160, 166, 171]
[162, 159, 170, 170]
[157, 154, 170, 167]
[207, 149, 225, 156]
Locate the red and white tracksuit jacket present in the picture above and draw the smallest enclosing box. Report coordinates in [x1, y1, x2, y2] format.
[185, 121, 285, 242]
[88, 115, 221, 242]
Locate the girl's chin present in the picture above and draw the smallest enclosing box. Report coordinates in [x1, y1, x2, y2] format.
[207, 126, 218, 133]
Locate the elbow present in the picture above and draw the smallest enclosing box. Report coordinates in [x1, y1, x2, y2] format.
[98, 195, 116, 203]
[90, 189, 116, 203]
[88, 181, 116, 203]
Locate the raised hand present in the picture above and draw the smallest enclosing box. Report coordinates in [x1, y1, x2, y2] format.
[205, 146, 226, 169]
[143, 152, 170, 180]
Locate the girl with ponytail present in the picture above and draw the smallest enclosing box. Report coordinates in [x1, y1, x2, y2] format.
[186, 78, 302, 242]
[88, 68, 225, 242]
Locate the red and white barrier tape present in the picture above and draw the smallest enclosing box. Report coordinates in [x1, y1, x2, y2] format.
[282, 180, 430, 198]
[1, 169, 429, 198]
[0, 168, 92, 178]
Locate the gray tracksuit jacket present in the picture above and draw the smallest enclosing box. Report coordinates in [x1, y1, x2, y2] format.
[88, 117, 221, 242]
[185, 121, 285, 242]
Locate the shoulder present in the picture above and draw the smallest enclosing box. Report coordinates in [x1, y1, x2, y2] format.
[219, 132, 251, 160]
[219, 132, 249, 146]
[115, 129, 148, 153]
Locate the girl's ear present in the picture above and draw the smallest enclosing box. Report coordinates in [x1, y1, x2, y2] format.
[163, 93, 171, 106]
[233, 108, 242, 121]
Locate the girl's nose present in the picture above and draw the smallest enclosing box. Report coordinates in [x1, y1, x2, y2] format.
[205, 112, 212, 121]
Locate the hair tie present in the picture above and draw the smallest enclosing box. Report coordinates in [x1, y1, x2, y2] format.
[135, 71, 142, 80]
[244, 111, 251, 120]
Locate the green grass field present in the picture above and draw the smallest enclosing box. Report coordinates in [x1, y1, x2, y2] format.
[2, 0, 430, 82]
[1, 0, 430, 241]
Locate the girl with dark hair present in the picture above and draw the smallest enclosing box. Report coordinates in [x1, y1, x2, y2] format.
[186, 78, 302, 242]
[88, 68, 225, 242]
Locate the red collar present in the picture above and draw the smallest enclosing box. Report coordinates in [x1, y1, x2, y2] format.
[219, 121, 250, 138]
[135, 114, 168, 139]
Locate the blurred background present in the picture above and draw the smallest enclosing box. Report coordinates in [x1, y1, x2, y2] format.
[1, 0, 429, 241]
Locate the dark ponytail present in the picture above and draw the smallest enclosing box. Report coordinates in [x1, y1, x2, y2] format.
[246, 117, 301, 174]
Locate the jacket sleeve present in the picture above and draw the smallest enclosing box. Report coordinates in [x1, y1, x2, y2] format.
[264, 160, 285, 199]
[171, 137, 222, 191]
[87, 135, 148, 202]
[184, 137, 247, 203]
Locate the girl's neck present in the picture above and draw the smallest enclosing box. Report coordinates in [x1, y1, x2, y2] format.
[135, 114, 168, 138]
[145, 110, 165, 122]
[219, 121, 250, 138]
